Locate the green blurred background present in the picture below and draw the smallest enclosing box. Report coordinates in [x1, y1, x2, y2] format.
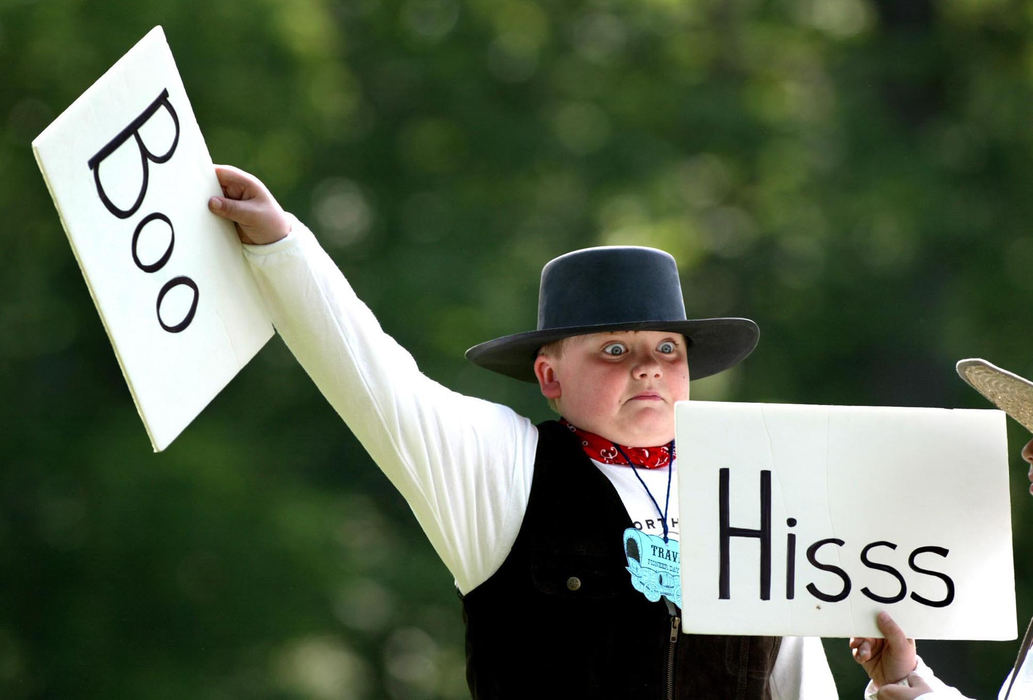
[3, 0, 1033, 696]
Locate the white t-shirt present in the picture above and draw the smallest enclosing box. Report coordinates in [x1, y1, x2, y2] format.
[595, 459, 679, 539]
[243, 218, 838, 698]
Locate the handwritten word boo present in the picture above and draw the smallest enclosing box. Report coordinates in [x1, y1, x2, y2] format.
[87, 88, 198, 333]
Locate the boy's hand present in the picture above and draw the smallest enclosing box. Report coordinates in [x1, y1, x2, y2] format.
[849, 611, 917, 687]
[208, 164, 291, 245]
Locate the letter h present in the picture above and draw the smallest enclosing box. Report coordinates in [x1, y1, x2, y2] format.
[719, 468, 772, 600]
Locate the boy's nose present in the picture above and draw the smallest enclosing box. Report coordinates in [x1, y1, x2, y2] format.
[633, 356, 662, 378]
[1023, 439, 1033, 465]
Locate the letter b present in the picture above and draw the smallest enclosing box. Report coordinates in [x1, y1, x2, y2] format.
[87, 88, 180, 219]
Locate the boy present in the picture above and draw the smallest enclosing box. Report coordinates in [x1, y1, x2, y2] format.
[208, 165, 837, 698]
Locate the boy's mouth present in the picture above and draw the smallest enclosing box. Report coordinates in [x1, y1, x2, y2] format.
[628, 391, 663, 402]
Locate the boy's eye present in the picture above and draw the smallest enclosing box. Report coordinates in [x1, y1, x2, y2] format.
[657, 340, 677, 354]
[602, 343, 627, 356]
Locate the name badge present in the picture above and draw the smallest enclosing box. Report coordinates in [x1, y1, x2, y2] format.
[624, 528, 681, 608]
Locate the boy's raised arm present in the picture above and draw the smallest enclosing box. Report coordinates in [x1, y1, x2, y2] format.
[204, 164, 538, 595]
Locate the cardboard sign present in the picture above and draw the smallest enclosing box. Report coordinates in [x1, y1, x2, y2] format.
[676, 401, 1016, 640]
[32, 27, 272, 451]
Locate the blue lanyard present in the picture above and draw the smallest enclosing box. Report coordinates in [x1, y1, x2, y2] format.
[613, 441, 675, 542]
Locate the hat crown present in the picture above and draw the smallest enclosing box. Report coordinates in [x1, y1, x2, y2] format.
[537, 246, 687, 331]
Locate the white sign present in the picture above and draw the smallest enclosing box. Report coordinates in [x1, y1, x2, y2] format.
[32, 27, 272, 452]
[676, 401, 1016, 640]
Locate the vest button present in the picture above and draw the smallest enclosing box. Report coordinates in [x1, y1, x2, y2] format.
[566, 576, 582, 592]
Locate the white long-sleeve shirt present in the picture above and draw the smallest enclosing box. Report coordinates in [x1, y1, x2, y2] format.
[243, 218, 838, 698]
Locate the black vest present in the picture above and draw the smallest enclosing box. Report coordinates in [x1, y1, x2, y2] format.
[460, 420, 781, 699]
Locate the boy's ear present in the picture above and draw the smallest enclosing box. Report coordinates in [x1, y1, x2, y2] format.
[534, 355, 562, 399]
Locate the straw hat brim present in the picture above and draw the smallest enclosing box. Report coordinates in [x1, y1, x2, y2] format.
[956, 358, 1033, 433]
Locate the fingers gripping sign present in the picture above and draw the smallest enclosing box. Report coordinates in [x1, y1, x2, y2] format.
[850, 611, 918, 688]
[208, 165, 291, 246]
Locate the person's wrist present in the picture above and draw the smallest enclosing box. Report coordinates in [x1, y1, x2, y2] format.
[880, 660, 919, 688]
[253, 212, 291, 245]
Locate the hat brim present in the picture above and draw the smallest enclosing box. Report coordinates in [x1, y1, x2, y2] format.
[956, 358, 1033, 433]
[466, 318, 759, 382]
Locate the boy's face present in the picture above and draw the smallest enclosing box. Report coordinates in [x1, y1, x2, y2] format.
[533, 330, 690, 447]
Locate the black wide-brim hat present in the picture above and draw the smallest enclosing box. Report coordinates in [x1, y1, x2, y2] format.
[465, 246, 759, 382]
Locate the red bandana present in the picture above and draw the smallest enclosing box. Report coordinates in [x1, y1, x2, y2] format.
[561, 419, 675, 469]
